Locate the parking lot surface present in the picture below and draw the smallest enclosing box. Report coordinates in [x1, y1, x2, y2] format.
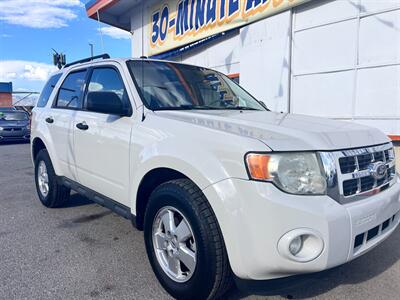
[0, 142, 399, 300]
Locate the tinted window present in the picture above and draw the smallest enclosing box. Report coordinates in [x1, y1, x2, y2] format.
[85, 68, 129, 110]
[56, 70, 87, 109]
[0, 112, 29, 121]
[37, 73, 62, 107]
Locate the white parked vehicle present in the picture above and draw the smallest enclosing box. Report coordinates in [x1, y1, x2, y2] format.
[31, 55, 400, 300]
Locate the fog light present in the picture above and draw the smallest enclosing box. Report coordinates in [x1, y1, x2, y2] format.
[289, 236, 303, 256]
[278, 228, 324, 263]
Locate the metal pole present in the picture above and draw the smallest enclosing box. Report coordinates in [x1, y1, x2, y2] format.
[97, 10, 105, 53]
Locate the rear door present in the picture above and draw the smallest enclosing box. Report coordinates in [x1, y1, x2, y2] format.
[46, 69, 87, 180]
[73, 65, 133, 206]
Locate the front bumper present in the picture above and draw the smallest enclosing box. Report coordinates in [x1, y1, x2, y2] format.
[203, 176, 400, 280]
[0, 129, 30, 142]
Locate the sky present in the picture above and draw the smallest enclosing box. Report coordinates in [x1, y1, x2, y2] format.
[0, 0, 132, 104]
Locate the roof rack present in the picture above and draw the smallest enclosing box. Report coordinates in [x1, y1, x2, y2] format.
[63, 53, 110, 68]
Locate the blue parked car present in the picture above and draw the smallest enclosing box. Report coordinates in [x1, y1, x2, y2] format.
[0, 110, 30, 142]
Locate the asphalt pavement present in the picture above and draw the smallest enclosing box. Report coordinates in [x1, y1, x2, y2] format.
[0, 142, 399, 300]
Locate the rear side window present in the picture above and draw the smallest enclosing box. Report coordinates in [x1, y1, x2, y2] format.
[36, 74, 62, 108]
[56, 70, 87, 109]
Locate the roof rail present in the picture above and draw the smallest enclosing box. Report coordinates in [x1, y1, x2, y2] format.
[63, 53, 110, 68]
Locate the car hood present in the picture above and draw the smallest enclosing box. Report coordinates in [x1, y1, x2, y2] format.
[154, 110, 389, 151]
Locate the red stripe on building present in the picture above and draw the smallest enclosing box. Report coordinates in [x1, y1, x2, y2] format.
[389, 135, 400, 142]
[87, 0, 119, 18]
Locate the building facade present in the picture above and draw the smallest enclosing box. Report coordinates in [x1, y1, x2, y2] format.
[0, 82, 12, 107]
[86, 0, 400, 144]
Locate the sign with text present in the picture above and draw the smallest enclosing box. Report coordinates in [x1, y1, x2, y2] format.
[149, 0, 310, 56]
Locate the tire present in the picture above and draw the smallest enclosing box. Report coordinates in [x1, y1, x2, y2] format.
[34, 149, 70, 208]
[144, 179, 233, 300]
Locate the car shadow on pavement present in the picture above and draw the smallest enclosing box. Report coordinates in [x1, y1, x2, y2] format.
[62, 193, 94, 208]
[227, 228, 400, 299]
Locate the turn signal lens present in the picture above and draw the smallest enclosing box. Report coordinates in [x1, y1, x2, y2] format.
[246, 154, 271, 180]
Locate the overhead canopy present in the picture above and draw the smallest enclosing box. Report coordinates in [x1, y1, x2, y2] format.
[86, 0, 311, 57]
[85, 0, 139, 31]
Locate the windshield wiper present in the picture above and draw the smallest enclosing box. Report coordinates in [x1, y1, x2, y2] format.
[153, 105, 262, 111]
[222, 106, 261, 111]
[153, 105, 224, 111]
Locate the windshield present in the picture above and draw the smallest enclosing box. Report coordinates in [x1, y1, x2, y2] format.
[0, 112, 28, 121]
[127, 60, 267, 111]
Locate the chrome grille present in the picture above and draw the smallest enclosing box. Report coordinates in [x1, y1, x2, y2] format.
[320, 143, 397, 204]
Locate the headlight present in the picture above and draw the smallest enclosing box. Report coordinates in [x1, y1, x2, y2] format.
[245, 152, 327, 195]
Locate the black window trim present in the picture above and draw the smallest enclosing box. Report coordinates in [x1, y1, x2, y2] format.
[82, 65, 133, 117]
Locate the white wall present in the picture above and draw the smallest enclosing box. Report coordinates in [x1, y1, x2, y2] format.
[173, 31, 241, 76]
[291, 0, 400, 135]
[239, 10, 292, 113]
[130, 0, 159, 58]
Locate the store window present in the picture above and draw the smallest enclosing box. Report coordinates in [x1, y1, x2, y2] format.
[228, 73, 240, 84]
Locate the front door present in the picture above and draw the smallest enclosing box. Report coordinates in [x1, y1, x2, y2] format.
[73, 66, 133, 206]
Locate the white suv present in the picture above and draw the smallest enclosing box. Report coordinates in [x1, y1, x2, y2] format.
[31, 56, 400, 299]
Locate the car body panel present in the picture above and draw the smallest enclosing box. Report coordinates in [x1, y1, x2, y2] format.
[73, 110, 133, 207]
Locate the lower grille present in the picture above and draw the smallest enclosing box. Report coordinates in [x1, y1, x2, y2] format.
[354, 212, 398, 250]
[3, 127, 22, 131]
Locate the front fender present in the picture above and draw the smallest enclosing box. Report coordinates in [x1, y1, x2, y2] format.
[128, 119, 269, 214]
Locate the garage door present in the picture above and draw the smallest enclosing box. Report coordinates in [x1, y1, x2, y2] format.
[290, 0, 400, 136]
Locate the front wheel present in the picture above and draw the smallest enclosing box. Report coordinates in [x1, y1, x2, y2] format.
[144, 179, 233, 300]
[34, 149, 70, 208]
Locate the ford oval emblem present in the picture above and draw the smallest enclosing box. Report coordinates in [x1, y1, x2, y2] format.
[368, 162, 387, 180]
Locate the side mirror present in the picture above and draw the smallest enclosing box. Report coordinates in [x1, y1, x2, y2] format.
[86, 91, 128, 116]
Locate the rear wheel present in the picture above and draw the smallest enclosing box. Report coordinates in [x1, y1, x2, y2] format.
[144, 179, 233, 299]
[34, 149, 70, 208]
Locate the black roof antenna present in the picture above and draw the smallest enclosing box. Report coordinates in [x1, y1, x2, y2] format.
[140, 0, 146, 122]
[140, 61, 146, 121]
